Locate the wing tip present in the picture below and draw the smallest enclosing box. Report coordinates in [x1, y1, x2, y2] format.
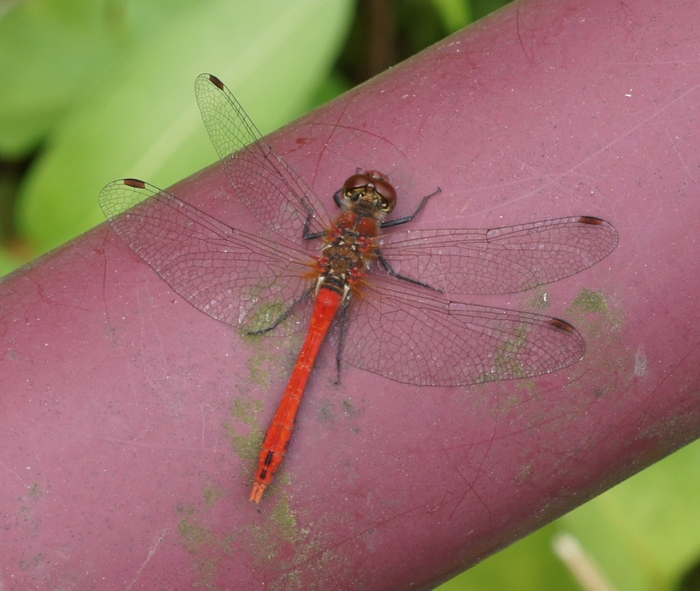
[123, 178, 146, 189]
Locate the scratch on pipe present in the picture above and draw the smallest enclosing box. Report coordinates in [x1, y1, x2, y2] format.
[124, 528, 168, 591]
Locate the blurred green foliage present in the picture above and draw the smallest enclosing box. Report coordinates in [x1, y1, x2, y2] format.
[2, 1, 699, 590]
[438, 439, 700, 591]
[0, 0, 500, 270]
[0, 0, 354, 263]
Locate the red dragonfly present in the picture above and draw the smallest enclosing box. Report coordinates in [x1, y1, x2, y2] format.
[100, 74, 618, 503]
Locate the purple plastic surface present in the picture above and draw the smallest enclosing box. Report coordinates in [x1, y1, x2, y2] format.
[3, 0, 700, 588]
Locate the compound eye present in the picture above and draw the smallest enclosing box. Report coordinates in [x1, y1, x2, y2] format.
[343, 174, 372, 193]
[373, 178, 397, 212]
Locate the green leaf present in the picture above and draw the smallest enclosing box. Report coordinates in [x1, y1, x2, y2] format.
[430, 0, 473, 33]
[561, 440, 700, 591]
[14, 0, 353, 253]
[0, 0, 112, 156]
[436, 523, 579, 591]
[436, 439, 700, 591]
[0, 247, 21, 276]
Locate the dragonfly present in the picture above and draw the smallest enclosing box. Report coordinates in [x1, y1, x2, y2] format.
[100, 73, 618, 503]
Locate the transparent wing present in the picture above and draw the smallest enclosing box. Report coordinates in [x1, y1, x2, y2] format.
[380, 215, 618, 295]
[338, 274, 585, 386]
[194, 73, 330, 243]
[100, 73, 617, 388]
[99, 179, 315, 334]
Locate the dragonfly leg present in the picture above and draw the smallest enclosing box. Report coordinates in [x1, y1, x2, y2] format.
[381, 187, 441, 228]
[376, 250, 442, 292]
[246, 287, 315, 336]
[332, 188, 343, 209]
[304, 229, 326, 240]
[301, 196, 326, 240]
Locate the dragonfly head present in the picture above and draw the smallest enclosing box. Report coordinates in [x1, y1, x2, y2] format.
[341, 170, 397, 217]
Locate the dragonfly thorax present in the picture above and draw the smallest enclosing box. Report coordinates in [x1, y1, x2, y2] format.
[316, 218, 378, 302]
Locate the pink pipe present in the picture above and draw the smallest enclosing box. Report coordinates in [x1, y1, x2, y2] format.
[2, 0, 699, 588]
